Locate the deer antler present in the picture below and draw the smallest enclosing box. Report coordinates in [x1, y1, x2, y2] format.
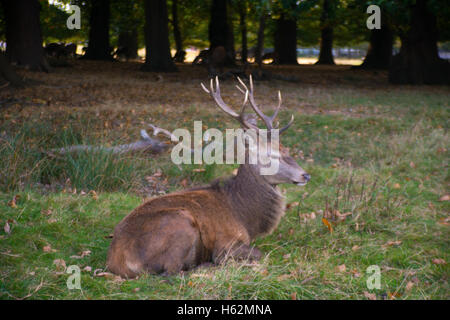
[202, 76, 294, 134]
[201, 77, 256, 130]
[236, 75, 294, 133]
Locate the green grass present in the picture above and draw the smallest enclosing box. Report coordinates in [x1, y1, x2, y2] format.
[0, 83, 449, 300]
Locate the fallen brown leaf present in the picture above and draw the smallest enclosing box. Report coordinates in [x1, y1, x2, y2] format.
[364, 291, 376, 300]
[405, 281, 414, 292]
[89, 190, 98, 200]
[300, 276, 314, 284]
[336, 264, 346, 273]
[7, 195, 20, 208]
[322, 218, 333, 233]
[53, 259, 66, 271]
[81, 250, 91, 257]
[286, 202, 299, 210]
[4, 222, 11, 234]
[94, 272, 115, 279]
[277, 274, 291, 281]
[388, 291, 402, 299]
[71, 250, 91, 259]
[438, 217, 450, 226]
[335, 211, 352, 222]
[438, 194, 450, 201]
[383, 240, 402, 248]
[351, 269, 361, 278]
[41, 209, 52, 216]
[432, 258, 446, 265]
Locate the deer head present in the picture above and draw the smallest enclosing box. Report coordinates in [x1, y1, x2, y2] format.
[201, 76, 310, 187]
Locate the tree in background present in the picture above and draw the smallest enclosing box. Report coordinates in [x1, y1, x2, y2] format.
[254, 1, 267, 68]
[389, 0, 449, 84]
[273, 7, 298, 65]
[237, 0, 248, 64]
[171, 0, 184, 62]
[271, 0, 320, 65]
[84, 0, 112, 60]
[342, 0, 392, 70]
[111, 0, 142, 60]
[1, 0, 49, 71]
[359, 23, 393, 69]
[142, 0, 177, 72]
[316, 0, 336, 65]
[0, 51, 24, 86]
[226, 0, 236, 62]
[209, 0, 235, 64]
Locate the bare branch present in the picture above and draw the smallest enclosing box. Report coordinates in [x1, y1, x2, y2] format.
[49, 129, 169, 155]
[148, 123, 179, 142]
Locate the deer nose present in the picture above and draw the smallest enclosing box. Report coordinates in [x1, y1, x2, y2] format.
[302, 173, 311, 182]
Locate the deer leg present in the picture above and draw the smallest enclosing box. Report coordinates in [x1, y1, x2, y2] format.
[212, 243, 262, 264]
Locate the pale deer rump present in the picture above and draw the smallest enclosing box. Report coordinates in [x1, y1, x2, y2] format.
[106, 76, 310, 278]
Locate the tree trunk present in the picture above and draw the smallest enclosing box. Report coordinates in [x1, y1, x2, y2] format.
[255, 9, 266, 68]
[171, 0, 184, 62]
[358, 23, 393, 69]
[2, 0, 49, 71]
[84, 0, 112, 60]
[141, 0, 177, 72]
[118, 30, 138, 60]
[316, 0, 335, 65]
[0, 52, 24, 86]
[274, 13, 297, 65]
[238, 1, 248, 64]
[389, 0, 449, 84]
[209, 0, 227, 49]
[226, 4, 236, 63]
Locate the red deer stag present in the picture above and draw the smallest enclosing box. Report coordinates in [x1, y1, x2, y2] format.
[107, 76, 310, 277]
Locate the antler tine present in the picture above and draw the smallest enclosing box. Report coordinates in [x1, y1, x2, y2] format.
[270, 91, 282, 125]
[279, 114, 294, 134]
[200, 82, 210, 94]
[240, 77, 293, 134]
[201, 77, 254, 129]
[246, 75, 274, 130]
[240, 89, 249, 113]
[208, 77, 239, 118]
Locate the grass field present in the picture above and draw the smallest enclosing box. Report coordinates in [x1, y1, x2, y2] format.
[0, 61, 448, 299]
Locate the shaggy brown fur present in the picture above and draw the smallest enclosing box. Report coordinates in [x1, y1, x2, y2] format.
[107, 164, 286, 278]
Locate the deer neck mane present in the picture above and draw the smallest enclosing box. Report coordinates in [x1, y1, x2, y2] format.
[212, 164, 286, 240]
